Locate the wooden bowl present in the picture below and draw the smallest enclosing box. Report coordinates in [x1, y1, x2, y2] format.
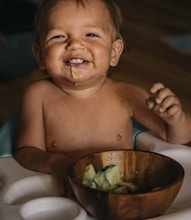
[67, 150, 184, 220]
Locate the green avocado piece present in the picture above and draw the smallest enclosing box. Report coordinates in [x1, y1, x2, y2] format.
[118, 182, 140, 193]
[114, 186, 129, 194]
[104, 165, 122, 186]
[83, 164, 140, 193]
[108, 184, 119, 192]
[83, 164, 96, 186]
[93, 171, 106, 189]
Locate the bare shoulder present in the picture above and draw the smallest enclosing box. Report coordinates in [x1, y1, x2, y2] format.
[23, 78, 54, 99]
[110, 79, 149, 98]
[25, 78, 52, 92]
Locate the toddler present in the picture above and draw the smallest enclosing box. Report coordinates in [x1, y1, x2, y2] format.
[14, 0, 191, 193]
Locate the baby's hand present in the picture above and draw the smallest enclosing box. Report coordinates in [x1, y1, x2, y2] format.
[50, 155, 73, 196]
[146, 82, 183, 124]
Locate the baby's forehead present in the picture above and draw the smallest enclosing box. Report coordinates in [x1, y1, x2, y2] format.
[45, 0, 113, 21]
[35, 0, 121, 42]
[46, 0, 115, 29]
[50, 0, 111, 15]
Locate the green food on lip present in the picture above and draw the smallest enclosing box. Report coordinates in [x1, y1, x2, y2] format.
[70, 66, 78, 79]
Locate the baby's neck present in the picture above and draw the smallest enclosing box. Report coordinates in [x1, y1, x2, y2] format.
[53, 77, 108, 98]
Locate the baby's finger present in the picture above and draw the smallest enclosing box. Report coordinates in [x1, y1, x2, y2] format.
[155, 87, 174, 104]
[158, 95, 179, 113]
[150, 82, 165, 94]
[146, 94, 156, 109]
[159, 104, 182, 125]
[165, 104, 181, 117]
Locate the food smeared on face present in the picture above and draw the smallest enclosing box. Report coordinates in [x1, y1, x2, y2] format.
[70, 66, 78, 79]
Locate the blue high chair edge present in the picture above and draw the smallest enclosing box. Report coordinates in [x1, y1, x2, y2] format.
[0, 112, 148, 158]
[133, 120, 149, 149]
[0, 112, 19, 158]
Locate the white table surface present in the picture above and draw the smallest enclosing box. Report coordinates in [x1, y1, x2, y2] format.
[0, 131, 191, 220]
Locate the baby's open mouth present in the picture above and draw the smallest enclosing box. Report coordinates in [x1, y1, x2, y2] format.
[67, 58, 88, 66]
[66, 58, 89, 79]
[66, 58, 93, 79]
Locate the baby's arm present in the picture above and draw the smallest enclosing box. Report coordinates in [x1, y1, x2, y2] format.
[14, 81, 73, 194]
[15, 146, 72, 195]
[146, 82, 191, 143]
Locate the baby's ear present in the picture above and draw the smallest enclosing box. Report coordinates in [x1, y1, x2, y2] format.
[110, 38, 124, 67]
[32, 43, 45, 70]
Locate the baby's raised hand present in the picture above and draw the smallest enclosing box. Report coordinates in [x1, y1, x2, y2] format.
[146, 82, 183, 125]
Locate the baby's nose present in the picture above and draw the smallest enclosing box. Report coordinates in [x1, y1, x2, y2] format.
[66, 37, 85, 51]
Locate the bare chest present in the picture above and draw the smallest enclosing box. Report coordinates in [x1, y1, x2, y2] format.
[43, 95, 133, 158]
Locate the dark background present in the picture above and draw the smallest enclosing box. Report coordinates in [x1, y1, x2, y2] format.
[0, 0, 191, 127]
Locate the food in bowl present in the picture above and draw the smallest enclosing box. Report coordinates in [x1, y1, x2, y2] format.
[83, 164, 140, 193]
[67, 149, 184, 220]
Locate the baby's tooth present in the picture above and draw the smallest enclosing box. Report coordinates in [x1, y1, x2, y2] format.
[70, 59, 83, 64]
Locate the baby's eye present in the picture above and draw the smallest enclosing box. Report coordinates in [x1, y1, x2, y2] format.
[47, 35, 65, 42]
[52, 35, 65, 39]
[86, 33, 100, 38]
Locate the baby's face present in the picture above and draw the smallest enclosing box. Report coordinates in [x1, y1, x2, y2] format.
[34, 0, 123, 87]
